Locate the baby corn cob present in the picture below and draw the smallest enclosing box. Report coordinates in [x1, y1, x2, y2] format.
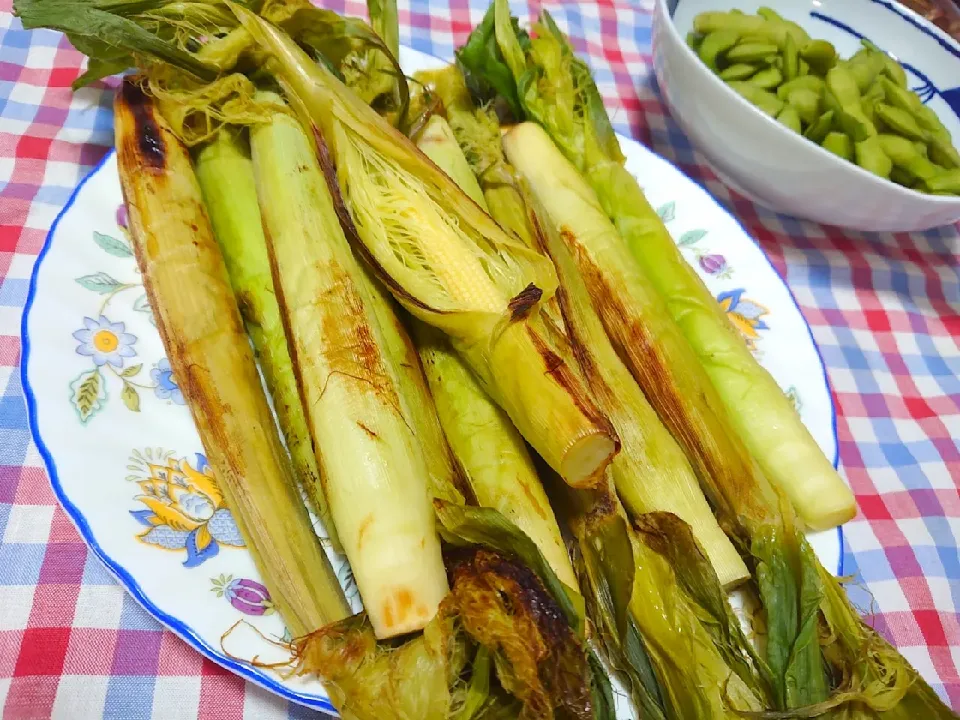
[114, 79, 349, 637]
[250, 95, 447, 639]
[193, 128, 341, 552]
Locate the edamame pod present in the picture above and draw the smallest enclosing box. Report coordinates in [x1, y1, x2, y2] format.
[748, 66, 783, 89]
[924, 169, 960, 194]
[860, 40, 908, 88]
[787, 88, 821, 125]
[726, 42, 780, 64]
[837, 107, 876, 141]
[804, 110, 834, 143]
[929, 136, 960, 169]
[823, 132, 853, 160]
[889, 167, 915, 187]
[825, 65, 862, 107]
[776, 75, 823, 99]
[686, 32, 701, 50]
[783, 33, 799, 81]
[777, 105, 802, 133]
[878, 77, 920, 113]
[855, 136, 892, 178]
[914, 105, 952, 141]
[699, 30, 739, 70]
[720, 63, 758, 80]
[877, 134, 941, 182]
[727, 80, 785, 116]
[846, 48, 885, 92]
[800, 39, 837, 74]
[756, 7, 784, 21]
[875, 103, 926, 140]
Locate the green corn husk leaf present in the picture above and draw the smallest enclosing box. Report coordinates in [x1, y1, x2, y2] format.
[367, 0, 399, 58]
[553, 479, 667, 720]
[193, 127, 342, 554]
[456, 2, 529, 118]
[14, 0, 218, 85]
[269, 0, 408, 119]
[548, 473, 762, 720]
[634, 512, 773, 702]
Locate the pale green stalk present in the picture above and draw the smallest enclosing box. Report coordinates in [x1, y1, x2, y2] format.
[250, 93, 448, 639]
[194, 128, 341, 553]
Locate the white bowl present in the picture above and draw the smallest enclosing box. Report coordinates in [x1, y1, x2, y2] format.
[652, 0, 960, 231]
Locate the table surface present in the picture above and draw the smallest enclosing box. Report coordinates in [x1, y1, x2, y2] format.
[1, 0, 958, 717]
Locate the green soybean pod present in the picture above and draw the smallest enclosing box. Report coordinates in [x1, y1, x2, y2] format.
[726, 42, 780, 64]
[726, 80, 785, 116]
[924, 169, 960, 194]
[878, 77, 920, 113]
[914, 141, 929, 159]
[878, 134, 942, 182]
[822, 131, 853, 160]
[846, 48, 886, 92]
[776, 75, 824, 100]
[929, 136, 960, 169]
[914, 104, 952, 141]
[782, 33, 799, 81]
[748, 66, 783, 89]
[889, 166, 915, 187]
[800, 39, 837, 74]
[826, 65, 862, 107]
[855, 136, 893, 178]
[804, 110, 835, 143]
[720, 63, 759, 81]
[756, 7, 784, 22]
[859, 40, 908, 88]
[838, 108, 876, 141]
[776, 105, 802, 133]
[798, 57, 811, 76]
[698, 29, 740, 70]
[787, 88, 821, 125]
[686, 32, 702, 51]
[874, 103, 927, 140]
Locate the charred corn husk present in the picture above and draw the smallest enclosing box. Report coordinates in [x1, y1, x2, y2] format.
[250, 94, 447, 639]
[114, 79, 349, 636]
[194, 127, 342, 552]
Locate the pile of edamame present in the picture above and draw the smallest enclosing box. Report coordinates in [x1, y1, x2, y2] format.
[687, 7, 960, 195]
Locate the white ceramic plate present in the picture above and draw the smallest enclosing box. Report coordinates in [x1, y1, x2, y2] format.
[21, 46, 844, 716]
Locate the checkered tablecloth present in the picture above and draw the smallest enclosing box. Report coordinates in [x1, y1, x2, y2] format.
[1, 0, 958, 716]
